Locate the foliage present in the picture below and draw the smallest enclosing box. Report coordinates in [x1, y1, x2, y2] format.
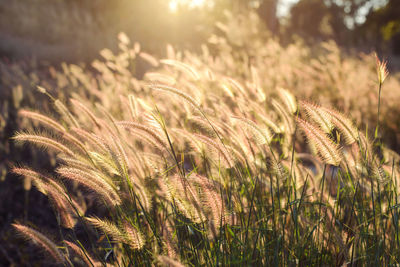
[360, 0, 400, 54]
[1, 12, 400, 266]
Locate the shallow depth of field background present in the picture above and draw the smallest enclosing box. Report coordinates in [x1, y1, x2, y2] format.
[1, 0, 400, 266]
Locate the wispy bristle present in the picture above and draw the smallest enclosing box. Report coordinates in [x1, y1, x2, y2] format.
[161, 59, 200, 81]
[57, 167, 121, 206]
[150, 84, 201, 110]
[296, 118, 342, 166]
[320, 106, 358, 145]
[375, 54, 389, 84]
[193, 133, 233, 168]
[277, 88, 298, 114]
[19, 110, 65, 132]
[86, 216, 125, 242]
[123, 222, 145, 250]
[231, 116, 272, 145]
[157, 255, 185, 267]
[13, 224, 65, 263]
[14, 132, 75, 156]
[70, 99, 101, 128]
[139, 52, 159, 67]
[65, 241, 101, 267]
[301, 101, 333, 134]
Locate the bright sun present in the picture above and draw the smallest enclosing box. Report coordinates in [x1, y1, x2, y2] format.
[190, 0, 206, 8]
[168, 0, 207, 13]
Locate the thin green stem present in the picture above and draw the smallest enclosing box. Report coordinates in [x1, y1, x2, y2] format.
[375, 82, 382, 140]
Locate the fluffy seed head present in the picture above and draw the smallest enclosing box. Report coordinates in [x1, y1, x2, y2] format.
[376, 54, 389, 84]
[13, 224, 65, 263]
[296, 118, 342, 166]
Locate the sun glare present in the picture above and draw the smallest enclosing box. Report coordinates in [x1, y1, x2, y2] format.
[168, 0, 207, 13]
[169, 0, 178, 13]
[190, 0, 205, 8]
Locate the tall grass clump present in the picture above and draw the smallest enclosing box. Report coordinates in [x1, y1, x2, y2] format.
[5, 11, 400, 266]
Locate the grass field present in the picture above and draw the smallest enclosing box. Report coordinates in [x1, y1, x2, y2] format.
[1, 10, 400, 266]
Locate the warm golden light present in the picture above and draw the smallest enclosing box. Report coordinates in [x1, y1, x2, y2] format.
[169, 0, 178, 13]
[189, 0, 206, 8]
[168, 0, 207, 13]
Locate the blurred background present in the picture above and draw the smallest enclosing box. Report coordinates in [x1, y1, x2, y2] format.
[0, 0, 399, 63]
[0, 1, 400, 265]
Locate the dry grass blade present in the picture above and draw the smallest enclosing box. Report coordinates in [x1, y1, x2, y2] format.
[150, 84, 201, 110]
[86, 217, 125, 242]
[301, 101, 334, 133]
[376, 54, 389, 84]
[302, 102, 358, 145]
[139, 52, 159, 67]
[12, 167, 85, 228]
[12, 167, 47, 181]
[161, 174, 205, 223]
[123, 222, 145, 250]
[272, 99, 294, 134]
[157, 255, 185, 267]
[187, 116, 222, 138]
[57, 167, 121, 206]
[70, 99, 101, 128]
[86, 217, 145, 250]
[296, 118, 342, 166]
[37, 181, 77, 228]
[231, 116, 272, 145]
[193, 133, 233, 168]
[12, 224, 65, 263]
[160, 59, 200, 81]
[65, 241, 101, 267]
[257, 113, 281, 134]
[192, 174, 228, 232]
[128, 94, 139, 119]
[8, 23, 400, 265]
[277, 88, 298, 114]
[58, 156, 94, 171]
[372, 163, 389, 185]
[19, 110, 66, 132]
[14, 132, 75, 156]
[54, 99, 80, 128]
[71, 127, 107, 152]
[162, 221, 178, 258]
[223, 77, 246, 96]
[145, 72, 177, 85]
[320, 106, 358, 145]
[137, 180, 153, 211]
[117, 121, 168, 150]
